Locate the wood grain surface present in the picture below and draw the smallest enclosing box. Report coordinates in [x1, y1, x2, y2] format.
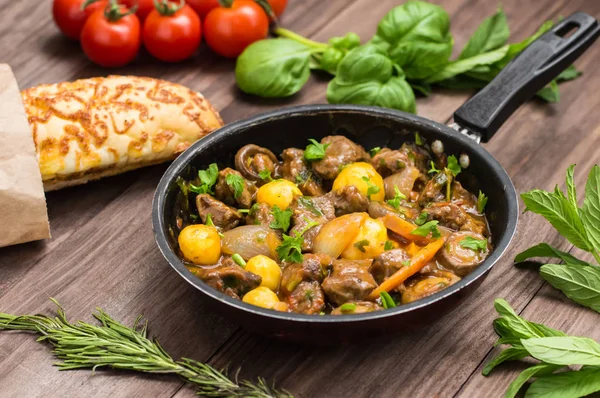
[1, 0, 600, 397]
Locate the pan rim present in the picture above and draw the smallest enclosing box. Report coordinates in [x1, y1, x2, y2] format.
[152, 104, 519, 324]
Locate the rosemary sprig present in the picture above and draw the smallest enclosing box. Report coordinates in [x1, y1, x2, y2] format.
[0, 299, 291, 398]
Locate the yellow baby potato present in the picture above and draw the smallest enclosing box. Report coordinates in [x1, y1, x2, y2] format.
[341, 217, 388, 260]
[256, 179, 302, 210]
[178, 224, 221, 265]
[246, 255, 282, 291]
[242, 287, 281, 309]
[332, 162, 385, 201]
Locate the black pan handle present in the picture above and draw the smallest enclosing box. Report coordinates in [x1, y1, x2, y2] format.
[453, 12, 600, 143]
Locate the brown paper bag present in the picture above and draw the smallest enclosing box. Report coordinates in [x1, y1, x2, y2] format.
[0, 64, 50, 247]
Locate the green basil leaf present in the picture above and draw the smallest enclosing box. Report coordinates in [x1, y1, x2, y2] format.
[494, 299, 565, 339]
[235, 39, 312, 98]
[318, 47, 345, 74]
[521, 336, 600, 366]
[525, 367, 600, 398]
[556, 65, 582, 82]
[536, 80, 560, 103]
[505, 363, 563, 398]
[521, 189, 591, 251]
[580, 165, 600, 253]
[514, 243, 592, 267]
[425, 45, 509, 83]
[565, 164, 578, 211]
[540, 263, 600, 313]
[370, 1, 453, 80]
[482, 346, 528, 376]
[329, 32, 361, 51]
[459, 8, 509, 60]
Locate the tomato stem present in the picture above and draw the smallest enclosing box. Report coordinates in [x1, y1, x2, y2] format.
[217, 0, 234, 8]
[104, 0, 137, 21]
[253, 0, 277, 22]
[81, 0, 101, 11]
[273, 27, 328, 50]
[154, 0, 184, 16]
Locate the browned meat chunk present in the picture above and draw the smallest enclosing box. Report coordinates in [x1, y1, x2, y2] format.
[321, 259, 377, 306]
[426, 203, 487, 235]
[437, 231, 490, 276]
[325, 185, 369, 216]
[286, 281, 326, 314]
[401, 271, 461, 304]
[312, 136, 369, 180]
[367, 201, 419, 220]
[288, 197, 336, 251]
[245, 202, 275, 228]
[281, 148, 325, 196]
[190, 258, 261, 299]
[215, 168, 257, 209]
[331, 301, 382, 315]
[370, 249, 411, 284]
[372, 143, 430, 176]
[451, 181, 478, 212]
[195, 194, 242, 231]
[234, 144, 279, 183]
[417, 171, 449, 206]
[280, 253, 332, 295]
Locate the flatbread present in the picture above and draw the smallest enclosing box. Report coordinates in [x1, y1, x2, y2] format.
[21, 75, 224, 191]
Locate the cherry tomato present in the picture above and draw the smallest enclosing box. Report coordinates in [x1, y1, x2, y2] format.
[52, 0, 108, 40]
[122, 0, 155, 22]
[81, 5, 141, 67]
[203, 0, 269, 58]
[186, 0, 219, 20]
[267, 0, 287, 18]
[143, 2, 202, 62]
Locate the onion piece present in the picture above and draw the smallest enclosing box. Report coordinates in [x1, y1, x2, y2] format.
[384, 166, 421, 199]
[313, 213, 367, 258]
[221, 226, 281, 261]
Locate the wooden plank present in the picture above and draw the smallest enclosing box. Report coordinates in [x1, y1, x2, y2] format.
[173, 0, 600, 397]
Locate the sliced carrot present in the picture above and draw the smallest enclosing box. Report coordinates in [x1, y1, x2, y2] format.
[368, 237, 446, 300]
[381, 213, 431, 244]
[406, 242, 421, 257]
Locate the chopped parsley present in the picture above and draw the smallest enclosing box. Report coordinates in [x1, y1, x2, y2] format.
[477, 190, 488, 214]
[361, 176, 380, 198]
[415, 132, 423, 146]
[304, 139, 330, 161]
[275, 221, 319, 263]
[428, 161, 440, 174]
[298, 196, 323, 216]
[414, 212, 428, 226]
[370, 146, 382, 156]
[189, 163, 219, 194]
[379, 291, 397, 309]
[304, 289, 314, 302]
[386, 186, 406, 209]
[205, 213, 215, 227]
[225, 173, 245, 199]
[354, 239, 370, 252]
[459, 236, 488, 251]
[258, 169, 273, 182]
[238, 209, 250, 214]
[269, 205, 293, 232]
[401, 259, 411, 267]
[411, 220, 441, 238]
[340, 303, 357, 313]
[446, 155, 462, 176]
[384, 240, 394, 251]
[232, 253, 246, 268]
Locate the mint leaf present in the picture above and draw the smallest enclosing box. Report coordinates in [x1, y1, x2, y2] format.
[459, 8, 509, 60]
[536, 80, 560, 103]
[515, 243, 592, 267]
[482, 346, 528, 376]
[556, 65, 582, 82]
[580, 165, 600, 254]
[565, 164, 578, 210]
[425, 45, 509, 83]
[521, 336, 600, 366]
[521, 189, 591, 251]
[493, 299, 565, 340]
[526, 367, 600, 398]
[505, 363, 563, 398]
[540, 263, 600, 313]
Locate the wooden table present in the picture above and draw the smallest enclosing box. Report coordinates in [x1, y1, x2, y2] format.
[1, 0, 600, 396]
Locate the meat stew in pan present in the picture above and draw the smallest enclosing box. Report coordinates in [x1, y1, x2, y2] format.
[174, 134, 491, 315]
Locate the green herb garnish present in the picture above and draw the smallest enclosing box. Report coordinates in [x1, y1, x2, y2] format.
[379, 291, 397, 309]
[270, 205, 293, 232]
[459, 236, 487, 251]
[362, 176, 380, 198]
[205, 213, 215, 227]
[384, 240, 394, 251]
[340, 303, 357, 313]
[258, 170, 273, 182]
[401, 260, 411, 267]
[232, 253, 246, 268]
[414, 212, 428, 226]
[189, 163, 219, 194]
[298, 197, 323, 216]
[428, 161, 440, 174]
[415, 132, 423, 146]
[446, 155, 461, 176]
[225, 174, 245, 199]
[354, 239, 370, 253]
[477, 190, 488, 214]
[411, 220, 441, 238]
[370, 147, 382, 156]
[304, 139, 330, 161]
[386, 186, 406, 209]
[276, 221, 319, 263]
